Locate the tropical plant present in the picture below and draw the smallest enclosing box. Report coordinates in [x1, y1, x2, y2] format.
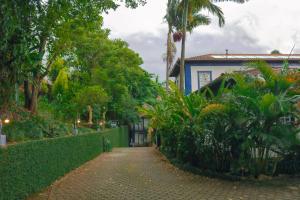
[228, 62, 300, 176]
[175, 0, 248, 93]
[164, 0, 211, 91]
[143, 61, 300, 177]
[140, 82, 207, 161]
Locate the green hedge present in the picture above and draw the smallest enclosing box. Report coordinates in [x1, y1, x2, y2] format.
[0, 126, 129, 200]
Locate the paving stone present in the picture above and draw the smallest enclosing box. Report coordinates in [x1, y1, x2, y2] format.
[29, 147, 300, 200]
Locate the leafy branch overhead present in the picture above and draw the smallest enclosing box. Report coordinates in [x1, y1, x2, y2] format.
[0, 0, 160, 130]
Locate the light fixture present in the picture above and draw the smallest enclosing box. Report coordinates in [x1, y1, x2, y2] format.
[4, 118, 10, 124]
[77, 119, 81, 124]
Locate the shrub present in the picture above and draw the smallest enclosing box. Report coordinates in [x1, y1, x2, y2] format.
[0, 127, 128, 200]
[2, 116, 73, 141]
[142, 62, 300, 178]
[52, 68, 69, 97]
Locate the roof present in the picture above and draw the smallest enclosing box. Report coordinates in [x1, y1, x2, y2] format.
[186, 54, 300, 61]
[170, 54, 300, 77]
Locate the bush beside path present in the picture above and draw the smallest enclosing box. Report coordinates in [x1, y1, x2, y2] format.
[0, 127, 129, 200]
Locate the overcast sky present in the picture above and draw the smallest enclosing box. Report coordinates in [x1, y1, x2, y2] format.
[104, 0, 300, 80]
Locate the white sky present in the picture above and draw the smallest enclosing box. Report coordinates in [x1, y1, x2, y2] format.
[104, 0, 300, 79]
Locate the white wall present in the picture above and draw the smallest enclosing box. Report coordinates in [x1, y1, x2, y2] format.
[191, 65, 244, 92]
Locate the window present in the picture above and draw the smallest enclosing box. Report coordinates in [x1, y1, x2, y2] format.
[197, 71, 212, 89]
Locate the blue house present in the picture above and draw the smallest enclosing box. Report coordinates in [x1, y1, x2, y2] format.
[169, 53, 300, 95]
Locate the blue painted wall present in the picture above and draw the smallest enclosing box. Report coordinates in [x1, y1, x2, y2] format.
[183, 61, 299, 95]
[184, 63, 192, 95]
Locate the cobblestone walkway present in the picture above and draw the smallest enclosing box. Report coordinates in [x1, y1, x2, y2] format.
[30, 147, 300, 200]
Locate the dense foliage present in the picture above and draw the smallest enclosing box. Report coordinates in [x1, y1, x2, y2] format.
[3, 115, 72, 141]
[0, 127, 129, 200]
[141, 62, 300, 177]
[0, 0, 158, 141]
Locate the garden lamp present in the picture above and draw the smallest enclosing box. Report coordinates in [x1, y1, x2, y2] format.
[100, 120, 105, 129]
[4, 118, 10, 124]
[0, 119, 7, 147]
[76, 113, 81, 124]
[0, 119, 2, 135]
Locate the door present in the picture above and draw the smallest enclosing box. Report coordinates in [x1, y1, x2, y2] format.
[130, 118, 148, 146]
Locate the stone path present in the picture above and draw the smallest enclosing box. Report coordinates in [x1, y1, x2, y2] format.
[30, 147, 300, 200]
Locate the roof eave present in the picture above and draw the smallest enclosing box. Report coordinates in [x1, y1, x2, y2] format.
[168, 58, 300, 77]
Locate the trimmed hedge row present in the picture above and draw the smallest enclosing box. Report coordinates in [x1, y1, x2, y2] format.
[0, 127, 129, 200]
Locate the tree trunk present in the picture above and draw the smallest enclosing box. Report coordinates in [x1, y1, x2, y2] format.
[166, 28, 172, 92]
[28, 34, 48, 114]
[15, 83, 19, 104]
[47, 83, 52, 101]
[88, 105, 93, 125]
[179, 0, 189, 93]
[30, 81, 40, 114]
[24, 80, 31, 109]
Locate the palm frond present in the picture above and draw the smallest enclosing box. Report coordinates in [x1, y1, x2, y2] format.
[202, 1, 225, 27]
[164, 0, 181, 29]
[247, 61, 276, 86]
[187, 14, 211, 32]
[187, 0, 225, 27]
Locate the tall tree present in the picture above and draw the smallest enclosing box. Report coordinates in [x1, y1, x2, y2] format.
[178, 0, 225, 93]
[51, 18, 159, 123]
[0, 1, 33, 108]
[164, 0, 178, 91]
[164, 0, 211, 92]
[22, 0, 146, 113]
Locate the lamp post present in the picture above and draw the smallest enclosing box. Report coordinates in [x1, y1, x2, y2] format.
[96, 119, 100, 132]
[73, 118, 80, 136]
[99, 120, 104, 130]
[72, 120, 77, 136]
[4, 118, 10, 124]
[0, 118, 8, 147]
[76, 118, 80, 132]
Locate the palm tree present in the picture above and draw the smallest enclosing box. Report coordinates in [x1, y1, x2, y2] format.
[178, 0, 225, 93]
[164, 0, 179, 92]
[165, 0, 212, 92]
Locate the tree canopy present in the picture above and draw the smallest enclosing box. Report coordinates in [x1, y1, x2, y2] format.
[0, 0, 158, 126]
